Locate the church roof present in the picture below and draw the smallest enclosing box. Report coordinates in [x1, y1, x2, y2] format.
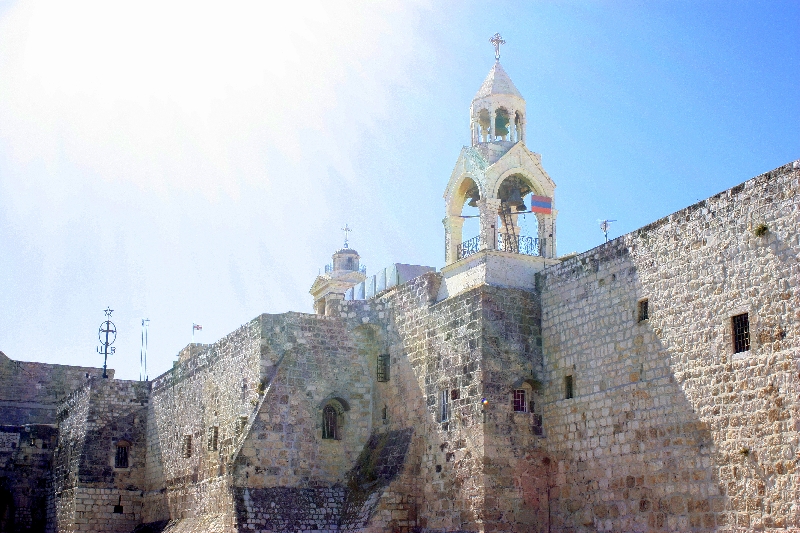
[473, 62, 523, 100]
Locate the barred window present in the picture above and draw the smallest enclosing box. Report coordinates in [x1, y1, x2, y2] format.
[115, 444, 129, 468]
[513, 389, 527, 412]
[322, 404, 339, 440]
[564, 375, 574, 400]
[182, 435, 192, 458]
[638, 299, 649, 322]
[440, 390, 450, 422]
[732, 313, 750, 353]
[207, 426, 219, 451]
[377, 353, 390, 382]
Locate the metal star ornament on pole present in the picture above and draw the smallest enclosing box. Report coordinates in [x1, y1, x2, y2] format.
[97, 307, 116, 379]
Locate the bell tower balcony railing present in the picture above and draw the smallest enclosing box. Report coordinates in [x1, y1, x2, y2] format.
[324, 264, 367, 274]
[456, 235, 543, 260]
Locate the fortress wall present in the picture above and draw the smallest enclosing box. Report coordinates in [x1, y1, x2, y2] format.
[147, 320, 263, 525]
[332, 273, 497, 532]
[0, 354, 107, 532]
[479, 286, 551, 533]
[233, 312, 372, 490]
[538, 161, 800, 532]
[52, 378, 150, 532]
[0, 423, 59, 533]
[0, 353, 108, 426]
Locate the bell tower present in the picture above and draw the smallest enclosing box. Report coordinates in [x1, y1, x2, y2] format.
[439, 35, 560, 298]
[310, 225, 367, 315]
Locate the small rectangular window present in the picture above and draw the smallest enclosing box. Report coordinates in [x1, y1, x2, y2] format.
[207, 426, 219, 451]
[564, 375, 574, 400]
[377, 353, 390, 382]
[182, 435, 192, 458]
[440, 390, 450, 422]
[533, 414, 543, 436]
[513, 389, 527, 412]
[115, 445, 129, 468]
[451, 389, 460, 401]
[638, 299, 649, 322]
[732, 313, 750, 353]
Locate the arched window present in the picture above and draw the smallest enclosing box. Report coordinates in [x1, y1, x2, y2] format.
[322, 404, 339, 440]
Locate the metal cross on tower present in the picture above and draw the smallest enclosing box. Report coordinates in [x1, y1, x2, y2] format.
[490, 33, 506, 61]
[97, 307, 117, 379]
[342, 224, 352, 248]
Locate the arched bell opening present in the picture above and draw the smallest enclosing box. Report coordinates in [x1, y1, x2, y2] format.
[477, 108, 491, 143]
[494, 108, 511, 141]
[445, 176, 482, 263]
[496, 174, 544, 256]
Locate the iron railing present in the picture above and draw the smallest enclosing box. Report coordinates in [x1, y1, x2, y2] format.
[498, 234, 541, 256]
[456, 235, 481, 260]
[457, 234, 544, 260]
[324, 264, 367, 274]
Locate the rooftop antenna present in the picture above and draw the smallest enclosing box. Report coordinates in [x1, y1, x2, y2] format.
[490, 33, 506, 62]
[341, 224, 352, 249]
[97, 307, 116, 379]
[140, 318, 150, 381]
[599, 219, 617, 243]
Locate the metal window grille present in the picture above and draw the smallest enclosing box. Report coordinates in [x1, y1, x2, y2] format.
[322, 405, 339, 440]
[182, 435, 192, 458]
[513, 389, 527, 412]
[638, 299, 649, 322]
[732, 313, 750, 353]
[440, 390, 450, 422]
[564, 375, 574, 400]
[377, 353, 390, 382]
[115, 445, 129, 468]
[207, 426, 219, 451]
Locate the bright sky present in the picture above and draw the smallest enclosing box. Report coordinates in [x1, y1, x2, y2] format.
[1, 1, 798, 381]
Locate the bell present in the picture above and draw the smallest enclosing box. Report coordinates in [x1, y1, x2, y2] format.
[467, 197, 478, 207]
[506, 187, 526, 210]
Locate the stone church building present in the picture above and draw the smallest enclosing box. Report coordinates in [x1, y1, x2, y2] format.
[1, 51, 798, 533]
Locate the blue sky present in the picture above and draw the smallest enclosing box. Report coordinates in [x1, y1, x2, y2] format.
[1, 0, 797, 380]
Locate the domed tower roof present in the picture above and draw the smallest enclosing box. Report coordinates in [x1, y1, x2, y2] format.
[473, 62, 523, 101]
[335, 247, 359, 255]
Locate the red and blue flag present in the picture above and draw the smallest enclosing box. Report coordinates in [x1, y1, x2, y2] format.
[529, 195, 552, 214]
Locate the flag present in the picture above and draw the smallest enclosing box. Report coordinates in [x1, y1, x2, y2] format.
[529, 195, 552, 214]
[193, 324, 202, 331]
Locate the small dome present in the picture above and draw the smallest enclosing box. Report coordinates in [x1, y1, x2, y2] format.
[473, 62, 523, 100]
[335, 248, 359, 255]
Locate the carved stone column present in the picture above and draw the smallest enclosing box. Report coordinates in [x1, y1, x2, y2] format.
[443, 215, 464, 264]
[489, 108, 496, 141]
[537, 210, 557, 258]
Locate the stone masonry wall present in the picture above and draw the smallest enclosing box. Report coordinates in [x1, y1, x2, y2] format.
[480, 286, 551, 533]
[52, 378, 150, 533]
[147, 321, 264, 529]
[0, 354, 108, 533]
[0, 352, 109, 426]
[538, 161, 800, 532]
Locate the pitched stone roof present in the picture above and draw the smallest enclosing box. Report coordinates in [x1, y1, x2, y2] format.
[473, 62, 523, 100]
